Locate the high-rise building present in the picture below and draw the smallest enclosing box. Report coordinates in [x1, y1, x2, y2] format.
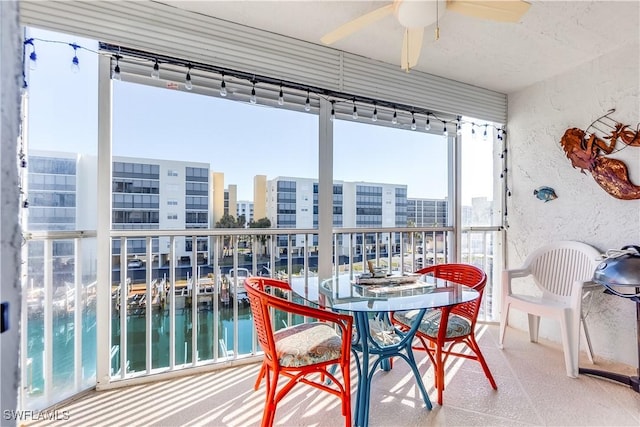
[110, 156, 210, 264]
[267, 176, 407, 250]
[237, 200, 254, 224]
[253, 174, 267, 221]
[25, 151, 82, 277]
[407, 198, 449, 227]
[210, 171, 225, 226]
[223, 184, 237, 220]
[27, 152, 78, 231]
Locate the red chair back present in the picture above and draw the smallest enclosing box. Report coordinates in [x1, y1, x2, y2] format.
[245, 277, 353, 427]
[416, 263, 486, 323]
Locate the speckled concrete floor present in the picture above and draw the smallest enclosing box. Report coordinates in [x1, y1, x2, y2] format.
[26, 324, 639, 427]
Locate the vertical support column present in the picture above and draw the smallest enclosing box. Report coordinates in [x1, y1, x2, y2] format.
[95, 54, 112, 389]
[450, 131, 462, 262]
[1, 1, 24, 416]
[318, 98, 334, 282]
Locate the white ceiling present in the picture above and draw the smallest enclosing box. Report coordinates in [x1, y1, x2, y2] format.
[157, 0, 639, 94]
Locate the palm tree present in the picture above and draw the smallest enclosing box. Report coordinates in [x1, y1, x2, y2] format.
[249, 217, 271, 257]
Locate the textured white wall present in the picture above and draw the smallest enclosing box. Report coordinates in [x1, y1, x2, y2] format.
[506, 43, 640, 366]
[1, 0, 23, 422]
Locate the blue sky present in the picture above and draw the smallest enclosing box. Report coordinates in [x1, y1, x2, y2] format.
[26, 27, 493, 204]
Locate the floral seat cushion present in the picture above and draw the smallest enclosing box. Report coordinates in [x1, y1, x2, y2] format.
[274, 322, 343, 367]
[393, 309, 471, 338]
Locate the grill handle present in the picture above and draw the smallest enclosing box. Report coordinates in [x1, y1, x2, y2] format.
[620, 245, 640, 254]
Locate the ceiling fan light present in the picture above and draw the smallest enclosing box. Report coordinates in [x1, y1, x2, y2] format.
[395, 0, 445, 28]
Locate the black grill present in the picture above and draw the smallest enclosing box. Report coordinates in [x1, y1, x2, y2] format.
[579, 245, 640, 393]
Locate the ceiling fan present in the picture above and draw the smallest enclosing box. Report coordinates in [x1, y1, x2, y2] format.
[320, 0, 531, 71]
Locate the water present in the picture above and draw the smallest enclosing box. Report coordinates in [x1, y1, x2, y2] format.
[26, 303, 256, 401]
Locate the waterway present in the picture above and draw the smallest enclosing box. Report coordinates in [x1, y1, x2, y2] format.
[25, 303, 256, 400]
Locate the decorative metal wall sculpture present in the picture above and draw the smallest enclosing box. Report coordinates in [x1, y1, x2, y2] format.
[560, 109, 640, 200]
[534, 186, 557, 202]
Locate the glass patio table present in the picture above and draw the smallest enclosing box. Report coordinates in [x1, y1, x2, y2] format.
[290, 273, 480, 427]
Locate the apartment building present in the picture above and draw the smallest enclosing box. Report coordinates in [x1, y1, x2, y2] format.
[266, 176, 408, 251]
[111, 156, 210, 264]
[25, 151, 82, 279]
[26, 151, 212, 267]
[237, 200, 254, 224]
[407, 198, 448, 227]
[223, 184, 237, 219]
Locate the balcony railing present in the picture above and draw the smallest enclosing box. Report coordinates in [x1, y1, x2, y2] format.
[20, 225, 502, 410]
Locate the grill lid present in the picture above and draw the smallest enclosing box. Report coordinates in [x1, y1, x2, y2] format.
[593, 245, 640, 287]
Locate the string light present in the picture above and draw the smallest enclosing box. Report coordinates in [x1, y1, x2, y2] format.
[185, 64, 193, 90]
[304, 90, 311, 111]
[330, 101, 335, 121]
[22, 37, 105, 87]
[483, 125, 488, 140]
[220, 73, 227, 96]
[24, 38, 37, 70]
[250, 81, 257, 104]
[70, 43, 80, 73]
[151, 59, 160, 79]
[112, 55, 122, 81]
[278, 84, 284, 106]
[23, 39, 508, 139]
[443, 121, 448, 138]
[98, 43, 505, 136]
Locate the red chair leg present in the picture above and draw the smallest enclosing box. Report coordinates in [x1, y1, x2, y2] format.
[435, 345, 445, 405]
[468, 337, 497, 389]
[255, 361, 266, 390]
[340, 364, 352, 427]
[262, 371, 279, 427]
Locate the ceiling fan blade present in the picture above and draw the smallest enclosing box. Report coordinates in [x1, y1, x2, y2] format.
[320, 3, 395, 45]
[446, 0, 531, 23]
[400, 27, 424, 71]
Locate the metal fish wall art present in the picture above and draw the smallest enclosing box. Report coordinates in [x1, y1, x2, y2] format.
[534, 186, 557, 202]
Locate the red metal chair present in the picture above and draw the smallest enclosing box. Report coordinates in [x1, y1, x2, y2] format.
[392, 264, 497, 405]
[245, 277, 353, 427]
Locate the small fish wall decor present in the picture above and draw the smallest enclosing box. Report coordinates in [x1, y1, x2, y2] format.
[534, 186, 557, 202]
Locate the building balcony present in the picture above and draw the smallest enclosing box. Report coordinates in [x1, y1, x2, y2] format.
[21, 226, 502, 411]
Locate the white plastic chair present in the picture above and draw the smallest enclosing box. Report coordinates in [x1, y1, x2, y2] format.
[499, 241, 601, 377]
